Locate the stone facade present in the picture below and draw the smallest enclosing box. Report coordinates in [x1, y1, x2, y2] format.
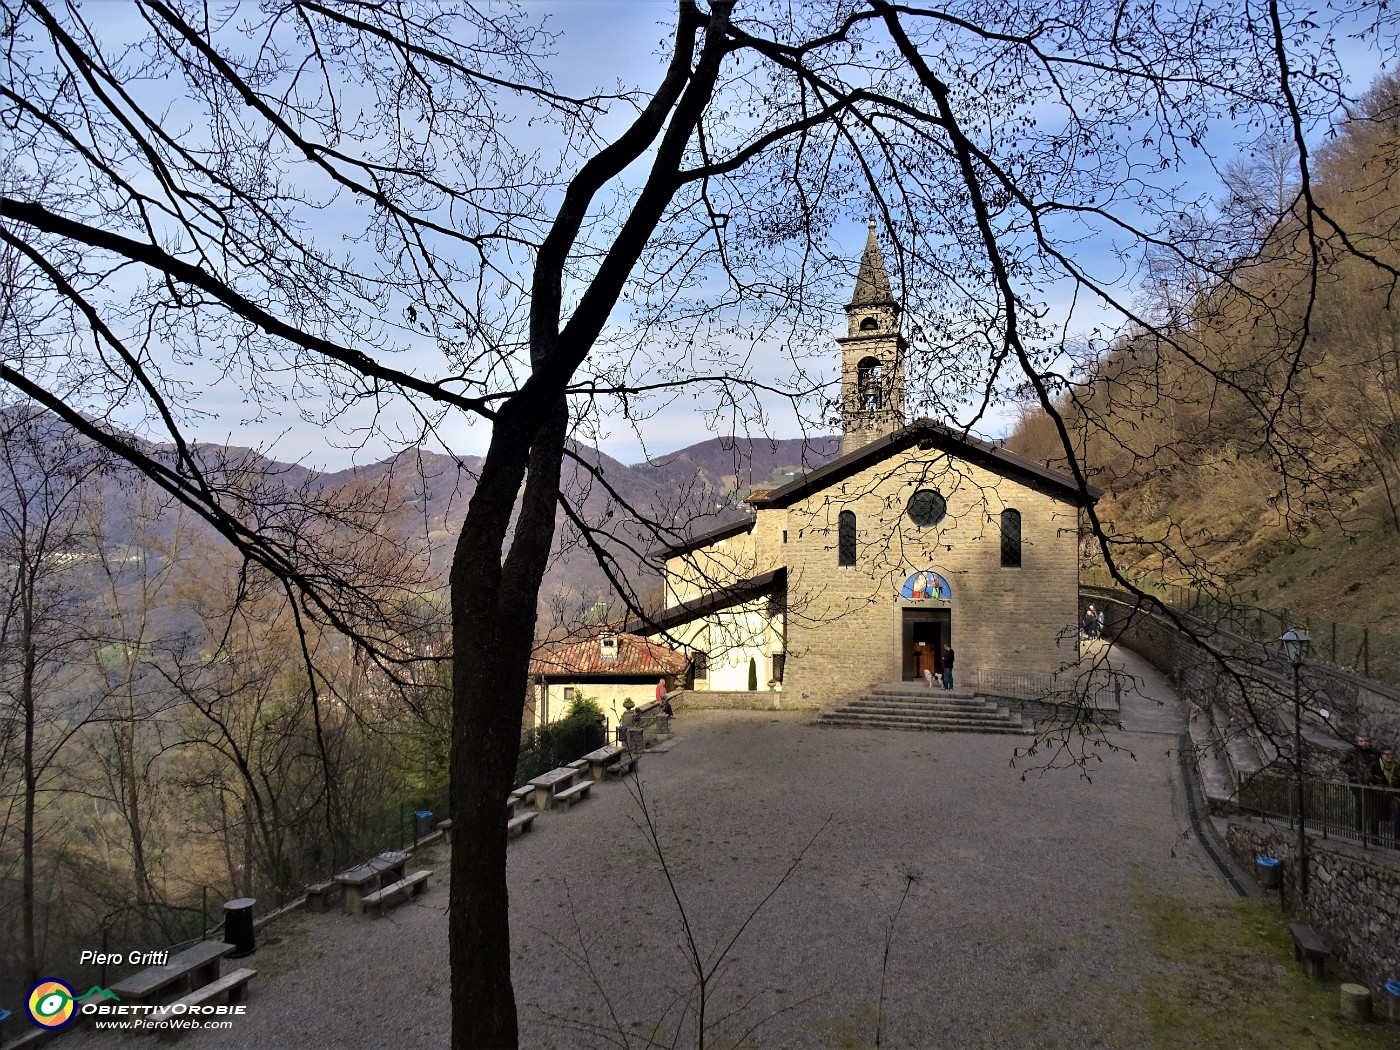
[775, 445, 1081, 708]
[642, 228, 1095, 711]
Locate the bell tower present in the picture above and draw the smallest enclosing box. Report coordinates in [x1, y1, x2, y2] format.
[837, 217, 906, 455]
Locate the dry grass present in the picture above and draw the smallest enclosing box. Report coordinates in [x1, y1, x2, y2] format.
[1138, 892, 1400, 1049]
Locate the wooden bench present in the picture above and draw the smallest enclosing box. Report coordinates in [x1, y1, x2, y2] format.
[110, 941, 235, 1004]
[507, 810, 538, 837]
[1289, 923, 1331, 979]
[566, 758, 589, 772]
[304, 880, 337, 913]
[437, 818, 454, 844]
[154, 967, 256, 1019]
[362, 870, 432, 917]
[553, 780, 592, 809]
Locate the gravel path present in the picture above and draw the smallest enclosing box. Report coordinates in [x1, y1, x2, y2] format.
[71, 646, 1227, 1049]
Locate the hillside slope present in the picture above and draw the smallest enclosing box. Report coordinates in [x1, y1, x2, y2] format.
[1006, 76, 1400, 640]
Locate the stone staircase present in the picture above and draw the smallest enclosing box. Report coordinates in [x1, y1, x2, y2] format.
[1188, 699, 1350, 813]
[816, 683, 1031, 734]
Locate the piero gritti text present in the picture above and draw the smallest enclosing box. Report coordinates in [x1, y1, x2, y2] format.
[79, 950, 169, 966]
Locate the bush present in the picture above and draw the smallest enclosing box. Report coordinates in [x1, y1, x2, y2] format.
[515, 700, 606, 784]
[564, 693, 605, 722]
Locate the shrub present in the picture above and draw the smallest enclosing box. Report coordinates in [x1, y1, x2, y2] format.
[515, 696, 606, 784]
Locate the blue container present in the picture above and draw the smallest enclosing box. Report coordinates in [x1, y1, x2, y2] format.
[1384, 980, 1400, 1022]
[1255, 856, 1281, 889]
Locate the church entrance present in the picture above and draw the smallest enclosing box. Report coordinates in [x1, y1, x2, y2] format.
[902, 608, 951, 681]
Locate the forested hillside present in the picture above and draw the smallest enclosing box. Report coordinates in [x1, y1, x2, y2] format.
[0, 408, 835, 1002]
[1007, 74, 1400, 640]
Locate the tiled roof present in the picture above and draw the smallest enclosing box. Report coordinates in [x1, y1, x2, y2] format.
[529, 632, 689, 678]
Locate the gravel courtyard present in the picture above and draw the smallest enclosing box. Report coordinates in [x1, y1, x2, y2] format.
[74, 645, 1231, 1049]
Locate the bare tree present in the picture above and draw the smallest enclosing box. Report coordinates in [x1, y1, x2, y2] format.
[2, 1, 1393, 1044]
[0, 404, 107, 988]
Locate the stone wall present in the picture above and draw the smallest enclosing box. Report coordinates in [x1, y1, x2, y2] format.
[1088, 586, 1400, 999]
[672, 688, 784, 712]
[1083, 585, 1400, 749]
[1225, 818, 1400, 994]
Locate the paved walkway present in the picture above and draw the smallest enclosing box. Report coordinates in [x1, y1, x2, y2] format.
[74, 646, 1229, 1050]
[1085, 636, 1188, 735]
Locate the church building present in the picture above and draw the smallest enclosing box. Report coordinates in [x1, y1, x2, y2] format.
[639, 221, 1099, 710]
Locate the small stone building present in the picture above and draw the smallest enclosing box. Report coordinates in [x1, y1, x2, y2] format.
[528, 629, 688, 727]
[638, 222, 1100, 710]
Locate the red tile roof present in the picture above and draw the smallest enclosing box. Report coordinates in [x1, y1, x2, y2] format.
[530, 632, 689, 678]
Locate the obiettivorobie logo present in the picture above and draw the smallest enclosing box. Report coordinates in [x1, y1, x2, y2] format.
[26, 979, 120, 1030]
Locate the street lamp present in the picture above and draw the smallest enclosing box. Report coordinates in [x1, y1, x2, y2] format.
[1281, 628, 1311, 897]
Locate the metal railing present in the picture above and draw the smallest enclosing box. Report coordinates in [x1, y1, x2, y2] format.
[1237, 773, 1400, 851]
[1081, 567, 1400, 688]
[971, 667, 1057, 701]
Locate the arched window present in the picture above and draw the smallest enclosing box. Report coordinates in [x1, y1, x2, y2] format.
[1000, 509, 1022, 567]
[859, 315, 879, 331]
[838, 510, 857, 566]
[856, 357, 883, 410]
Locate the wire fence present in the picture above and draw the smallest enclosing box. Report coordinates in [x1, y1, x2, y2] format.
[1237, 772, 1400, 852]
[1082, 567, 1400, 688]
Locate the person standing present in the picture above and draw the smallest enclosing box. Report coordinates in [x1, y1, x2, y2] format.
[941, 644, 955, 691]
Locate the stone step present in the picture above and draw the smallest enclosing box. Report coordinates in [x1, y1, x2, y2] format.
[866, 685, 977, 699]
[1188, 705, 1235, 809]
[819, 681, 1030, 735]
[1210, 704, 1263, 783]
[842, 697, 1006, 714]
[837, 706, 1015, 725]
[830, 708, 1019, 726]
[816, 713, 1032, 734]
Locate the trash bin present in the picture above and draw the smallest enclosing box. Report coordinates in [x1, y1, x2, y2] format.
[414, 810, 434, 838]
[1255, 856, 1280, 890]
[223, 897, 257, 959]
[1384, 980, 1400, 1022]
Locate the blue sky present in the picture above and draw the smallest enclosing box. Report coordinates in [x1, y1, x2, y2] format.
[66, 2, 1396, 471]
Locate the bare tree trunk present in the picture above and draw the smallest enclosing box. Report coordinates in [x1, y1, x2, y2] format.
[449, 399, 567, 1049]
[20, 559, 37, 987]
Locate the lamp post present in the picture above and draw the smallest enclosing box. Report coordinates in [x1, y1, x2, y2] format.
[1281, 628, 1311, 898]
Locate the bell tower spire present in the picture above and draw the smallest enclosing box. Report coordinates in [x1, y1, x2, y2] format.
[837, 217, 905, 455]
